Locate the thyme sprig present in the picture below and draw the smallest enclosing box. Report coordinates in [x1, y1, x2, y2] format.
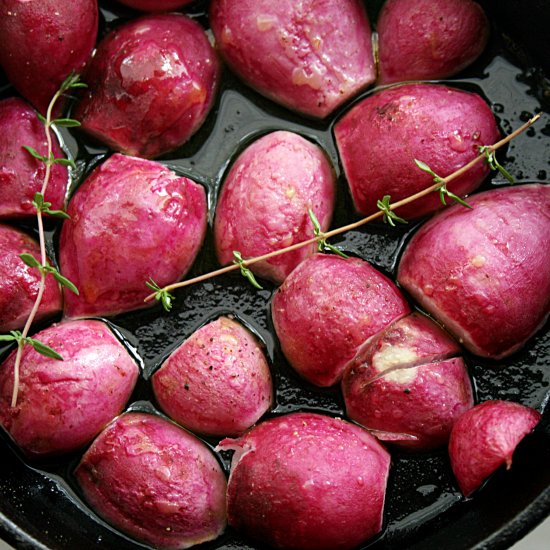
[143, 113, 541, 307]
[1, 72, 84, 407]
[308, 208, 348, 258]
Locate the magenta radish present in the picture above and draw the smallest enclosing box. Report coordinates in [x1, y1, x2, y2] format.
[209, 0, 375, 118]
[0, 224, 62, 333]
[342, 313, 473, 451]
[0, 0, 98, 114]
[272, 254, 410, 387]
[0, 98, 68, 219]
[448, 400, 541, 496]
[377, 0, 489, 84]
[0, 320, 139, 458]
[60, 154, 207, 318]
[219, 412, 390, 550]
[153, 316, 273, 437]
[75, 14, 220, 158]
[398, 184, 550, 359]
[334, 83, 500, 219]
[76, 412, 227, 549]
[214, 131, 336, 283]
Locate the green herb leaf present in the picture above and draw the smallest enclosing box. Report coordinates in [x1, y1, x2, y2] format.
[60, 71, 87, 92]
[19, 253, 41, 269]
[438, 184, 472, 209]
[32, 192, 71, 218]
[40, 265, 78, 294]
[479, 146, 515, 184]
[22, 145, 48, 163]
[53, 157, 77, 169]
[232, 251, 263, 290]
[414, 159, 443, 183]
[146, 279, 175, 312]
[52, 118, 81, 128]
[51, 270, 79, 294]
[415, 160, 471, 209]
[376, 195, 408, 227]
[45, 208, 71, 219]
[27, 338, 63, 360]
[33, 192, 46, 209]
[1, 331, 62, 359]
[308, 208, 349, 258]
[308, 208, 322, 235]
[36, 112, 47, 124]
[445, 190, 473, 209]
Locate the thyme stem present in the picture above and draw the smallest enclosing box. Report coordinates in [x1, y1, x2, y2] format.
[9, 80, 77, 407]
[144, 113, 541, 303]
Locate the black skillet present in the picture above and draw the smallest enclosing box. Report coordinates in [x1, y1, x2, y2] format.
[0, 0, 548, 548]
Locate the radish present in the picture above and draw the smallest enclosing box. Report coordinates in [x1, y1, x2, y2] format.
[209, 0, 375, 118]
[0, 320, 139, 458]
[76, 412, 227, 549]
[449, 400, 541, 496]
[219, 412, 390, 550]
[214, 131, 335, 283]
[60, 154, 207, 318]
[153, 316, 273, 437]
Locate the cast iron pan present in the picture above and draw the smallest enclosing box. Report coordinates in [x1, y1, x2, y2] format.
[0, 1, 549, 548]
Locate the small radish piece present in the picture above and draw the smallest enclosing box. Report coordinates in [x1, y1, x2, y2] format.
[153, 316, 273, 437]
[448, 400, 541, 496]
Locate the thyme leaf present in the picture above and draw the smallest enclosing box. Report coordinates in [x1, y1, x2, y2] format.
[414, 159, 443, 183]
[27, 338, 63, 360]
[0, 331, 63, 360]
[146, 279, 175, 312]
[376, 195, 408, 227]
[53, 157, 77, 169]
[33, 192, 70, 219]
[478, 145, 515, 183]
[60, 71, 88, 92]
[232, 251, 263, 290]
[308, 208, 348, 258]
[19, 253, 41, 269]
[49, 269, 79, 294]
[22, 145, 48, 163]
[414, 158, 471, 208]
[52, 118, 81, 128]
